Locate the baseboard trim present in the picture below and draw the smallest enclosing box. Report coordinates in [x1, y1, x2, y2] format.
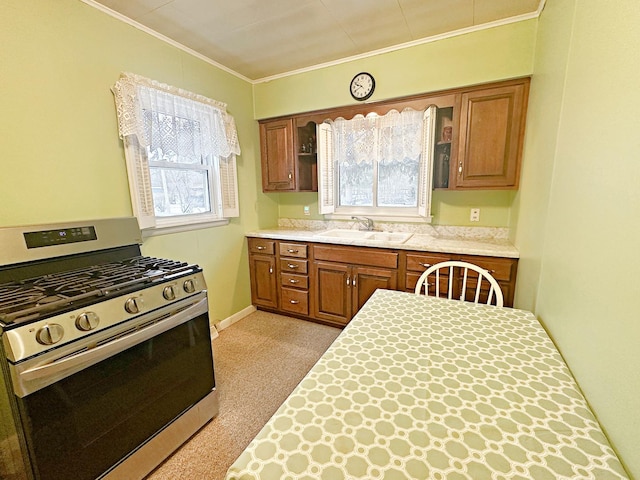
[214, 305, 256, 333]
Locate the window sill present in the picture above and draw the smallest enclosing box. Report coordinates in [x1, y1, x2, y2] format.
[141, 219, 229, 238]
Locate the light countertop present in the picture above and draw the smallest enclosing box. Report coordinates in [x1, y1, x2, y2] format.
[246, 228, 519, 258]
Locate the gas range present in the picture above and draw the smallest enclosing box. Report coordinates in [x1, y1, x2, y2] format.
[0, 255, 205, 363]
[0, 217, 217, 480]
[0, 218, 207, 362]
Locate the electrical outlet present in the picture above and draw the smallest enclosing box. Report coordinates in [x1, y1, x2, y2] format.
[470, 208, 480, 222]
[303, 205, 310, 216]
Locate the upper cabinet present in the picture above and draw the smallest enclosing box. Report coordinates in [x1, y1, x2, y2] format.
[258, 78, 530, 192]
[259, 117, 320, 192]
[451, 79, 529, 189]
[259, 118, 296, 191]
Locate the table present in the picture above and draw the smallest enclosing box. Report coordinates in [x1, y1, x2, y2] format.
[225, 289, 628, 479]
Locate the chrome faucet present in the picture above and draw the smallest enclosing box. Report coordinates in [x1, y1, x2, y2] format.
[352, 216, 374, 231]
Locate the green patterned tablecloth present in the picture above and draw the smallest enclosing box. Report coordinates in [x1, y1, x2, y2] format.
[225, 289, 628, 479]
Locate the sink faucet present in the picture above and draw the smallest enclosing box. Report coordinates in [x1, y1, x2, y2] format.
[352, 216, 374, 231]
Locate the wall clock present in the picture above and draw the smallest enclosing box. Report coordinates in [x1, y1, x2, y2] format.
[349, 72, 375, 101]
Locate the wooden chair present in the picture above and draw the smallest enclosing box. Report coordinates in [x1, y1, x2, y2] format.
[414, 260, 504, 307]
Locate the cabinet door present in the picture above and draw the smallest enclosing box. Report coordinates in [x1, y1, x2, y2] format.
[249, 254, 278, 309]
[260, 118, 295, 191]
[352, 266, 397, 314]
[454, 81, 528, 189]
[313, 262, 351, 326]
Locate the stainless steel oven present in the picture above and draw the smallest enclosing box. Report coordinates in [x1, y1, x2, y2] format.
[0, 218, 218, 480]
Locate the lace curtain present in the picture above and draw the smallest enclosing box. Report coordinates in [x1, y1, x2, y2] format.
[331, 109, 423, 165]
[331, 109, 424, 207]
[112, 72, 240, 159]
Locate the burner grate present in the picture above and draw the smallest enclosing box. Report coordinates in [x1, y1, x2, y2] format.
[0, 256, 195, 324]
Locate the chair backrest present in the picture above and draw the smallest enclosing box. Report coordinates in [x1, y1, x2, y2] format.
[414, 260, 504, 307]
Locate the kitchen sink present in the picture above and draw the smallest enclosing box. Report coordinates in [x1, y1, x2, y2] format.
[314, 229, 413, 244]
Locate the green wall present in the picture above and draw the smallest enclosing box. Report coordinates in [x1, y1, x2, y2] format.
[253, 20, 537, 227]
[0, 0, 278, 322]
[515, 0, 640, 475]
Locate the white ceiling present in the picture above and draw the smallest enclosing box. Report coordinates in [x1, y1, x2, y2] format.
[89, 0, 544, 81]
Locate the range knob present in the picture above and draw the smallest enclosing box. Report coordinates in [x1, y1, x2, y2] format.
[76, 312, 99, 331]
[36, 324, 64, 346]
[163, 285, 176, 300]
[183, 279, 196, 293]
[124, 297, 143, 314]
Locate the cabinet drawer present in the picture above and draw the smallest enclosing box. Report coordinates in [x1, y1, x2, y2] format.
[280, 259, 308, 274]
[248, 238, 275, 255]
[279, 242, 308, 259]
[463, 256, 516, 282]
[406, 252, 451, 272]
[406, 272, 451, 294]
[314, 245, 398, 269]
[280, 288, 309, 315]
[281, 273, 308, 290]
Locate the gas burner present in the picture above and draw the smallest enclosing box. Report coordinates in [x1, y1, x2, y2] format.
[0, 256, 199, 325]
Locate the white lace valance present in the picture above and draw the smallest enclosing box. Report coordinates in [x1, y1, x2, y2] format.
[330, 108, 423, 166]
[112, 72, 240, 157]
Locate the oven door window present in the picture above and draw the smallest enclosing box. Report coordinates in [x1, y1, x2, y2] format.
[16, 314, 214, 480]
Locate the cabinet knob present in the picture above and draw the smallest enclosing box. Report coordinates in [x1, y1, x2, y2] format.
[353, 275, 357, 287]
[458, 162, 463, 174]
[288, 172, 292, 180]
[346, 276, 350, 286]
[269, 267, 273, 274]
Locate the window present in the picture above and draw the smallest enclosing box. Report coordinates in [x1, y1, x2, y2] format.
[318, 107, 436, 221]
[112, 73, 240, 232]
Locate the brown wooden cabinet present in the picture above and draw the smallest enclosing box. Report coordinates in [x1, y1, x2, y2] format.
[259, 117, 319, 192]
[278, 242, 310, 316]
[312, 245, 398, 326]
[247, 238, 518, 325]
[259, 118, 295, 191]
[258, 78, 529, 193]
[401, 250, 517, 307]
[248, 238, 278, 309]
[451, 79, 529, 189]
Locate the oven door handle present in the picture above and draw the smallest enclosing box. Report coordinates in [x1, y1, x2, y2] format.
[13, 296, 209, 398]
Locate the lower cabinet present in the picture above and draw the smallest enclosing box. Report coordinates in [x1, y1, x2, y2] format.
[313, 262, 396, 326]
[404, 250, 517, 306]
[247, 237, 518, 326]
[248, 239, 278, 309]
[278, 242, 310, 316]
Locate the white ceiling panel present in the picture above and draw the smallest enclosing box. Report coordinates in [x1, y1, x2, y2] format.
[89, 0, 544, 80]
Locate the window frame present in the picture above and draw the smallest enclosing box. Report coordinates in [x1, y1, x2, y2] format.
[112, 73, 240, 236]
[317, 106, 436, 222]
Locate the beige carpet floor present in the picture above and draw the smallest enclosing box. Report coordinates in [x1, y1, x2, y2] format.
[146, 310, 341, 480]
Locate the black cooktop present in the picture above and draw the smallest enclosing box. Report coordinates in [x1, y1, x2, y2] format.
[0, 256, 196, 325]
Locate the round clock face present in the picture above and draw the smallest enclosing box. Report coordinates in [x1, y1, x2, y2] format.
[350, 72, 375, 101]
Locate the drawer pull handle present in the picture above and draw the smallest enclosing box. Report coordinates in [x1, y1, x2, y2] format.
[290, 300, 300, 304]
[419, 263, 431, 268]
[257, 246, 265, 250]
[353, 275, 357, 287]
[287, 263, 298, 269]
[346, 276, 350, 286]
[287, 249, 299, 253]
[289, 279, 299, 284]
[269, 267, 273, 274]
